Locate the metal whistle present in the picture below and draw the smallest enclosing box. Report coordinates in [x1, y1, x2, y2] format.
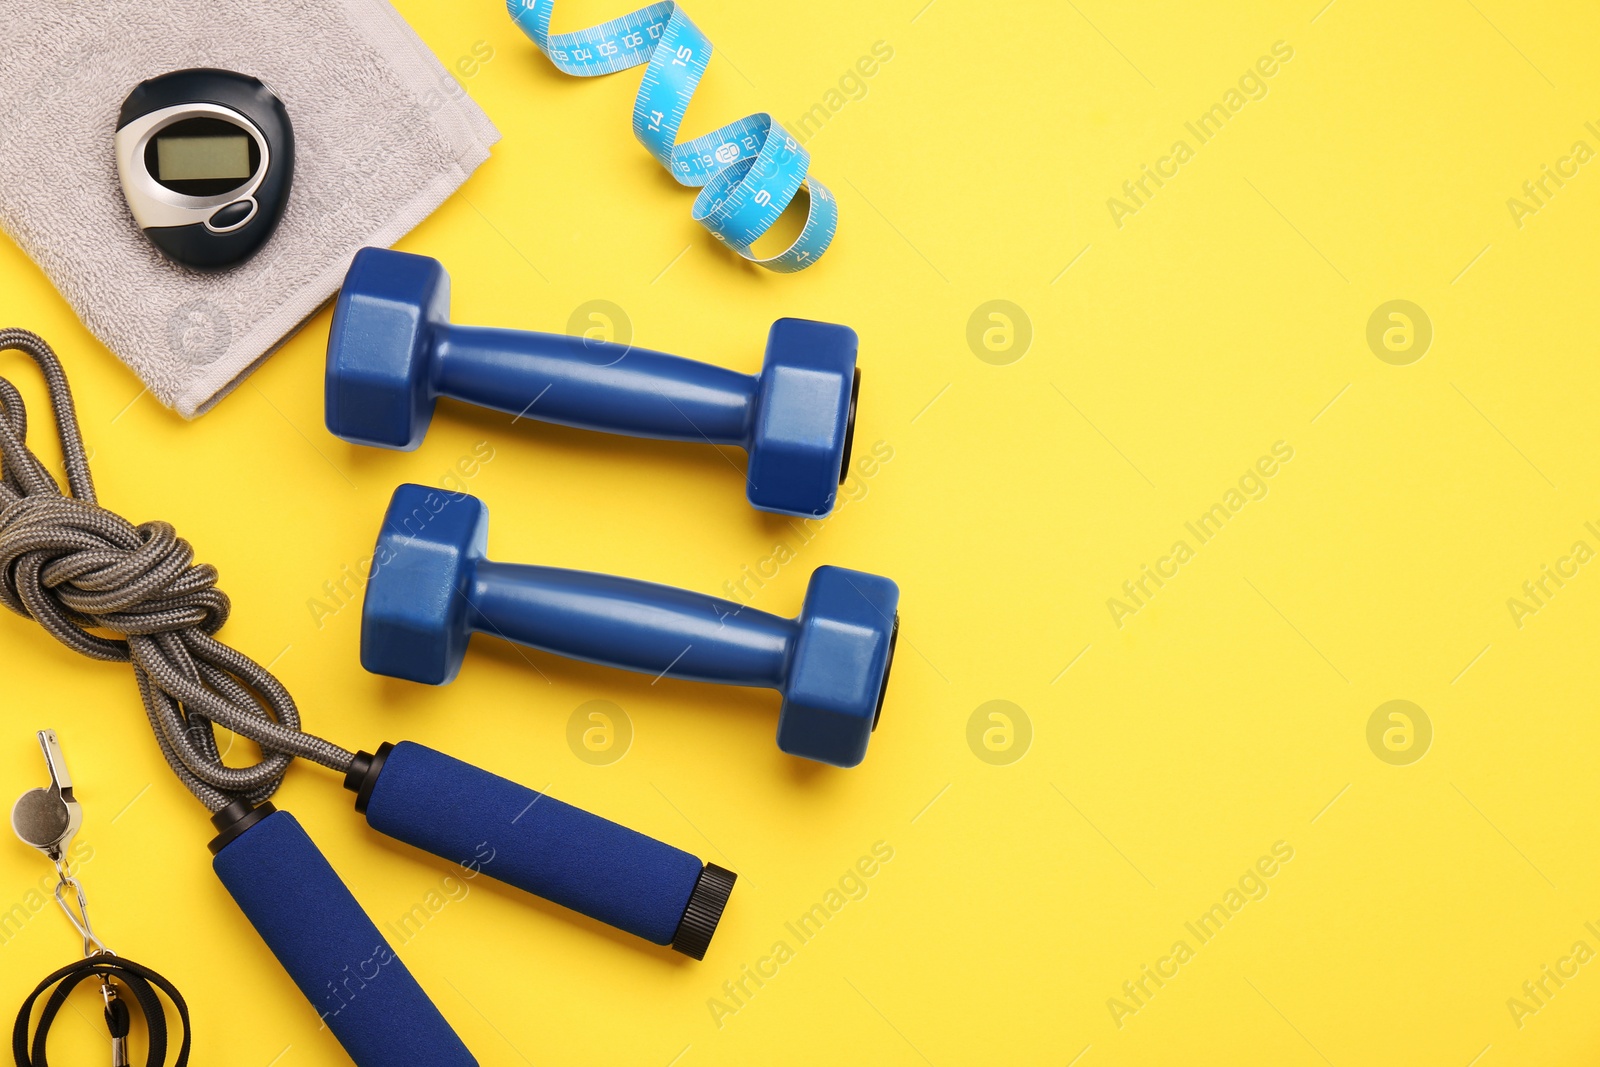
[11, 729, 82, 864]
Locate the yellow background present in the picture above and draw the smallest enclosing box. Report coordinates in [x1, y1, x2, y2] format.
[3, 0, 1600, 1063]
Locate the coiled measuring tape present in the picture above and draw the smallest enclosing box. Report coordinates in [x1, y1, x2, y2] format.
[506, 1, 838, 273]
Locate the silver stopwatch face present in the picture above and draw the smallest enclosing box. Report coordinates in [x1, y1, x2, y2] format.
[114, 102, 271, 235]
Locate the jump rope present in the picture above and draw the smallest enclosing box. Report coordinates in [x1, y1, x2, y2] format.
[0, 330, 358, 810]
[0, 328, 734, 1064]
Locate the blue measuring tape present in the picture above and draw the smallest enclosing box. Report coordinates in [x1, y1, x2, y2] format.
[506, 1, 838, 273]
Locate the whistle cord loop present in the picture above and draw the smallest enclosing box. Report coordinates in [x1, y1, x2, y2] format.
[12, 954, 191, 1067]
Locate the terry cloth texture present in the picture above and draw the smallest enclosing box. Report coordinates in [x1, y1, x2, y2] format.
[0, 0, 499, 416]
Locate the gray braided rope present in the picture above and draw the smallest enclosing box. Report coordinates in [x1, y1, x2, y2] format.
[0, 328, 355, 811]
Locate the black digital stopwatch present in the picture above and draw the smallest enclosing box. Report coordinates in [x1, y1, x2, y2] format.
[114, 69, 293, 271]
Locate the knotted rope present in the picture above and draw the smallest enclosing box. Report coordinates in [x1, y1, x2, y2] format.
[0, 328, 353, 811]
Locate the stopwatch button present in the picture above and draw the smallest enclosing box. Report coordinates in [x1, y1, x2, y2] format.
[207, 199, 256, 230]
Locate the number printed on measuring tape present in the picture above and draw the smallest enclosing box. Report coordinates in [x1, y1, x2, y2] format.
[506, 0, 838, 273]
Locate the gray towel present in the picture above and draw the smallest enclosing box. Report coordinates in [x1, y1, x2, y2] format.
[0, 0, 499, 416]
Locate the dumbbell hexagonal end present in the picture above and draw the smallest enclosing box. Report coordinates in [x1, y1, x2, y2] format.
[361, 483, 488, 685]
[778, 566, 900, 767]
[746, 318, 859, 518]
[326, 247, 450, 451]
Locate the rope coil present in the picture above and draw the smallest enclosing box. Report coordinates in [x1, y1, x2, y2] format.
[0, 328, 353, 811]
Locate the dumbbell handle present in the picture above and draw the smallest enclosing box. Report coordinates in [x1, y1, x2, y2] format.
[435, 325, 756, 445]
[469, 561, 797, 689]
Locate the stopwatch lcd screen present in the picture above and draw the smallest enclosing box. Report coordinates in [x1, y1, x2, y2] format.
[155, 134, 251, 182]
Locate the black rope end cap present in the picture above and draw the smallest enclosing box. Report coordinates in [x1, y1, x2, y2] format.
[344, 742, 394, 815]
[671, 862, 737, 960]
[207, 799, 276, 855]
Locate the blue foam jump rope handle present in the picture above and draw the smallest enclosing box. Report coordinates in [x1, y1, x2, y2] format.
[363, 742, 704, 945]
[212, 809, 476, 1067]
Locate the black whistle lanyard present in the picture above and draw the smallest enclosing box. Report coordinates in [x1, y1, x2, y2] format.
[9, 731, 191, 1067]
[13, 955, 191, 1067]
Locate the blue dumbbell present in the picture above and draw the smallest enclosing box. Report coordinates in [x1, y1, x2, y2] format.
[325, 247, 860, 518]
[362, 484, 901, 768]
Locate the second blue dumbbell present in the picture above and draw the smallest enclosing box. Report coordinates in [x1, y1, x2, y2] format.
[325, 247, 860, 518]
[362, 483, 900, 768]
